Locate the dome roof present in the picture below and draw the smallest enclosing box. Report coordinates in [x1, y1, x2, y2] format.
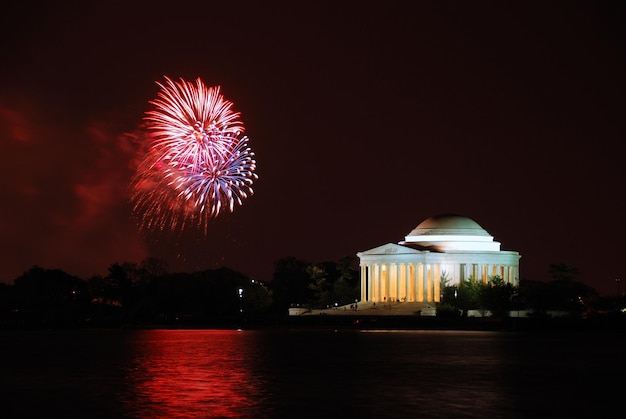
[401, 214, 500, 252]
[406, 214, 490, 237]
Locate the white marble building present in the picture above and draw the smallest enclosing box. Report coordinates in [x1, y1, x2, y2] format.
[356, 214, 521, 304]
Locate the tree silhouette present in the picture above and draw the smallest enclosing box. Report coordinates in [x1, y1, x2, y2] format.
[332, 256, 360, 306]
[549, 263, 581, 282]
[12, 266, 89, 326]
[270, 257, 312, 313]
[478, 276, 516, 317]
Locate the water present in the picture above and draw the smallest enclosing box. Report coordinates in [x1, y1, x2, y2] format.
[1, 328, 624, 418]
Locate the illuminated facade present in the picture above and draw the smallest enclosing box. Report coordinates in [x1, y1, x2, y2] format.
[356, 214, 521, 303]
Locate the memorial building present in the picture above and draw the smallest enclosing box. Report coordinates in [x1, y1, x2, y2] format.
[356, 214, 521, 304]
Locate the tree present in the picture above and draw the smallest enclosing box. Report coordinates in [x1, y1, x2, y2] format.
[12, 265, 89, 325]
[518, 263, 597, 317]
[439, 278, 478, 317]
[105, 262, 139, 313]
[331, 256, 360, 305]
[438, 272, 461, 317]
[304, 257, 360, 309]
[547, 263, 595, 316]
[307, 263, 332, 308]
[138, 257, 168, 283]
[440, 276, 518, 317]
[241, 279, 273, 315]
[478, 276, 516, 317]
[269, 257, 313, 313]
[456, 277, 481, 317]
[549, 277, 595, 316]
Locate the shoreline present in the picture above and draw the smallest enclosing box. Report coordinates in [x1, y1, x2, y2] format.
[4, 314, 625, 333]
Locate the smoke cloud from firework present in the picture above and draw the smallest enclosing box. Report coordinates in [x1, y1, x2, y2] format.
[131, 76, 258, 234]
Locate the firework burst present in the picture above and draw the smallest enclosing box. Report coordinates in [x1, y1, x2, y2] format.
[131, 76, 257, 233]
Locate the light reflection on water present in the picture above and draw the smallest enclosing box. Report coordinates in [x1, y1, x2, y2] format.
[1, 328, 624, 418]
[120, 330, 272, 418]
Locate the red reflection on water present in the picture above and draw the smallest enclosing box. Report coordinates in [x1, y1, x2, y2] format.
[122, 330, 269, 418]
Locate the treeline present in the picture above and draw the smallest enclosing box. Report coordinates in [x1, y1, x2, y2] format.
[0, 259, 623, 329]
[438, 263, 622, 319]
[0, 256, 360, 328]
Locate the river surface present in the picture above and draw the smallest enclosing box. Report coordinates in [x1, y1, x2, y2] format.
[1, 328, 624, 418]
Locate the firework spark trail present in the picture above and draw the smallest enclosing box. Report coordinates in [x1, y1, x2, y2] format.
[146, 77, 243, 165]
[131, 76, 257, 234]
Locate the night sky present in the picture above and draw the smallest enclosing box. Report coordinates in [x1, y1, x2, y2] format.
[1, 1, 623, 295]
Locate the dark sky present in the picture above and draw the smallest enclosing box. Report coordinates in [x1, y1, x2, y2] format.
[0, 1, 624, 295]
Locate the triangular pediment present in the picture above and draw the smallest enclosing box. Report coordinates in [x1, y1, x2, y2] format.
[357, 243, 421, 256]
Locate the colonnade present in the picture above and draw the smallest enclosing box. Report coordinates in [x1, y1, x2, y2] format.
[360, 262, 518, 303]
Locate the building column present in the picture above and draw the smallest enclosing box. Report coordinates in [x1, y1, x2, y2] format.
[369, 263, 378, 301]
[390, 263, 398, 302]
[433, 264, 441, 302]
[405, 264, 410, 301]
[399, 263, 407, 302]
[406, 263, 415, 301]
[361, 265, 368, 301]
[417, 263, 425, 302]
[365, 264, 371, 301]
[396, 264, 401, 302]
[407, 263, 418, 302]
[375, 263, 381, 302]
[425, 264, 431, 302]
[510, 266, 515, 284]
[382, 264, 389, 303]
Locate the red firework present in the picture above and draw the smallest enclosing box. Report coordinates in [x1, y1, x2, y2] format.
[130, 76, 257, 233]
